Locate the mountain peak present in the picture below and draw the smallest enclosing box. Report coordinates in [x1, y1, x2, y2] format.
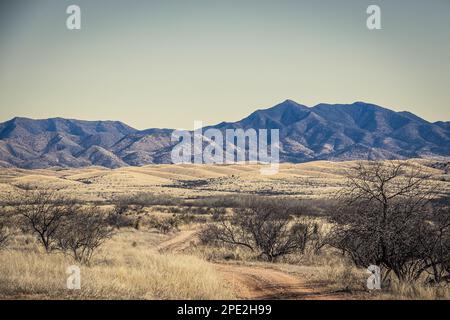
[275, 99, 309, 109]
[0, 100, 449, 169]
[257, 99, 310, 115]
[281, 99, 306, 106]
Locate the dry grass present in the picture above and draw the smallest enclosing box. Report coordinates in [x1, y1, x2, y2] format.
[191, 216, 450, 300]
[1, 160, 446, 203]
[0, 160, 448, 300]
[193, 241, 450, 299]
[0, 230, 234, 300]
[383, 281, 450, 300]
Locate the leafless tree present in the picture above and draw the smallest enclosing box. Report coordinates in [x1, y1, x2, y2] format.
[418, 198, 450, 283]
[327, 161, 450, 283]
[200, 197, 314, 262]
[200, 217, 254, 251]
[11, 189, 78, 252]
[55, 206, 114, 265]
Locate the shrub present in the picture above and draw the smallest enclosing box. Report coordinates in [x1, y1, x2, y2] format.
[0, 221, 10, 250]
[112, 193, 181, 211]
[55, 206, 114, 265]
[148, 215, 180, 234]
[200, 197, 313, 262]
[107, 212, 136, 229]
[327, 161, 450, 284]
[0, 206, 13, 249]
[11, 189, 78, 252]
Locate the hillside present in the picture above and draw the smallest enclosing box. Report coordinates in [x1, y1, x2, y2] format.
[0, 101, 449, 168]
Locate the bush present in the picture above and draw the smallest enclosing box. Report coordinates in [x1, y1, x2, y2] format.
[55, 207, 114, 265]
[192, 195, 319, 216]
[0, 221, 10, 250]
[148, 215, 180, 234]
[211, 207, 226, 221]
[112, 193, 181, 213]
[107, 212, 136, 229]
[7, 188, 115, 264]
[0, 206, 13, 249]
[200, 197, 314, 262]
[327, 161, 450, 284]
[11, 189, 79, 252]
[112, 196, 144, 216]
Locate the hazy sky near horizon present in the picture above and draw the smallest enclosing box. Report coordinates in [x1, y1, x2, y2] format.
[0, 0, 449, 129]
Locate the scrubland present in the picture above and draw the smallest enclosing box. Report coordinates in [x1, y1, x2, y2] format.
[0, 230, 233, 299]
[0, 160, 449, 300]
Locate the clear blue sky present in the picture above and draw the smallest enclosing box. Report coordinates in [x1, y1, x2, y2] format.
[0, 0, 449, 129]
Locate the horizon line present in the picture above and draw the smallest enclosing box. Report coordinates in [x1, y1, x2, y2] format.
[1, 99, 448, 130]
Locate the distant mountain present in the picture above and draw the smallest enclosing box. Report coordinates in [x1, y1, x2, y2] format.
[0, 101, 449, 169]
[210, 100, 450, 162]
[0, 117, 137, 168]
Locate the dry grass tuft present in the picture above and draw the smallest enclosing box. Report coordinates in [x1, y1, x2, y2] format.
[0, 230, 234, 300]
[382, 281, 450, 300]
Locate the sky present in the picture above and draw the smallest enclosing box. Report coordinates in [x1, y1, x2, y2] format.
[0, 0, 449, 129]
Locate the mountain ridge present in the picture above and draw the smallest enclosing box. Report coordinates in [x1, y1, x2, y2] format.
[1, 100, 449, 169]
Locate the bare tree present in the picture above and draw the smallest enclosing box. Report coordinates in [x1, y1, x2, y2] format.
[327, 161, 450, 283]
[418, 197, 450, 283]
[200, 217, 254, 251]
[55, 206, 114, 265]
[11, 189, 78, 252]
[200, 197, 314, 262]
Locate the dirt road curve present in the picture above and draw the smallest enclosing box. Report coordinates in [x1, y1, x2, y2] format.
[214, 264, 344, 300]
[157, 229, 347, 300]
[156, 228, 200, 253]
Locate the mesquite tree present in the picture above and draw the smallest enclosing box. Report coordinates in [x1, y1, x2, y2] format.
[12, 189, 78, 252]
[328, 161, 450, 283]
[201, 197, 317, 262]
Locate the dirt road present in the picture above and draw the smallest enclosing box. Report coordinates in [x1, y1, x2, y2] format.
[156, 228, 348, 300]
[214, 263, 345, 300]
[156, 228, 200, 253]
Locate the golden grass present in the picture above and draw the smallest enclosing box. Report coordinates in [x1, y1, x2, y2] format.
[0, 230, 234, 300]
[384, 281, 450, 300]
[189, 216, 450, 300]
[1, 159, 446, 202]
[0, 160, 448, 300]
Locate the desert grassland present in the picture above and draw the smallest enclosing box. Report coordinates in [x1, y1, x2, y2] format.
[0, 160, 447, 203]
[3, 216, 447, 300]
[187, 214, 450, 300]
[190, 236, 450, 300]
[0, 160, 449, 300]
[0, 229, 234, 300]
[0, 161, 365, 202]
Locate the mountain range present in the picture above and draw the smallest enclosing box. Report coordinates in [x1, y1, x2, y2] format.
[1, 100, 449, 169]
